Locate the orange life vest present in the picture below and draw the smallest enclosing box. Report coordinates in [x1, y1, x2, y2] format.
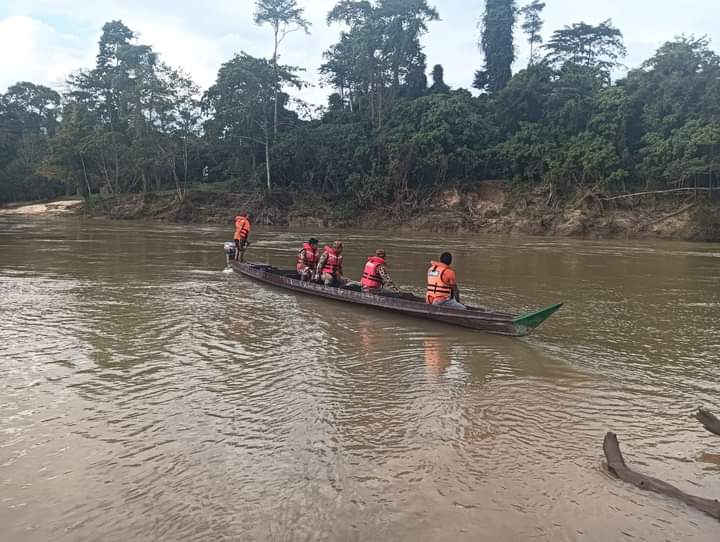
[234, 216, 250, 241]
[321, 246, 343, 276]
[426, 261, 456, 304]
[296, 243, 318, 271]
[360, 256, 385, 289]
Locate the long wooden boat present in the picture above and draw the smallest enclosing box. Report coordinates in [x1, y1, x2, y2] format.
[230, 261, 562, 336]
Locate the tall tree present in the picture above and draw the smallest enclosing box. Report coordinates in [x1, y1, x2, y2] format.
[1, 82, 60, 137]
[322, 3, 382, 116]
[323, 0, 438, 124]
[254, 0, 310, 138]
[204, 53, 301, 191]
[475, 0, 517, 93]
[545, 20, 627, 78]
[63, 20, 202, 198]
[0, 83, 62, 202]
[376, 0, 439, 93]
[519, 0, 545, 65]
[40, 103, 96, 198]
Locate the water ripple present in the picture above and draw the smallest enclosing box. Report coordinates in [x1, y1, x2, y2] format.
[0, 218, 718, 541]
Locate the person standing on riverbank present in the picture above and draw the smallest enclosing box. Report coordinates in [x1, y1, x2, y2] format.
[426, 252, 465, 309]
[233, 214, 251, 261]
[296, 238, 319, 281]
[315, 241, 347, 287]
[360, 249, 400, 294]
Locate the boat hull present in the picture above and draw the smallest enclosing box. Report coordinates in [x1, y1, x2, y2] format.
[230, 261, 561, 336]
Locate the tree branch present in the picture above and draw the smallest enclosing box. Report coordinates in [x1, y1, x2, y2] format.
[696, 408, 720, 437]
[603, 432, 720, 521]
[237, 135, 266, 146]
[277, 26, 303, 46]
[601, 187, 720, 201]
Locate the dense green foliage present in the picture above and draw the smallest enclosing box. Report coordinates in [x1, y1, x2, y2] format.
[0, 1, 719, 210]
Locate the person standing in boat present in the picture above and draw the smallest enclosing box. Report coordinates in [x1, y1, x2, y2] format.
[315, 240, 347, 287]
[360, 249, 400, 294]
[296, 238, 319, 281]
[426, 252, 466, 309]
[233, 213, 251, 262]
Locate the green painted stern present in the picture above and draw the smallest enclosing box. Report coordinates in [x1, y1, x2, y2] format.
[512, 303, 564, 336]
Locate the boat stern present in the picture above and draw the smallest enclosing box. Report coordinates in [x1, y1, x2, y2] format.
[512, 303, 563, 336]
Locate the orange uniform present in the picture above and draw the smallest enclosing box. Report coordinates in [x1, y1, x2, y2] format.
[426, 260, 457, 304]
[234, 215, 251, 241]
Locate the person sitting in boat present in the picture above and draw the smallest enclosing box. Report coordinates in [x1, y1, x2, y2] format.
[233, 213, 251, 262]
[296, 237, 319, 281]
[314, 240, 347, 287]
[426, 252, 466, 310]
[360, 249, 400, 294]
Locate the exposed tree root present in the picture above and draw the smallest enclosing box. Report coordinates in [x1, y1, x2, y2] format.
[641, 203, 698, 229]
[603, 432, 720, 520]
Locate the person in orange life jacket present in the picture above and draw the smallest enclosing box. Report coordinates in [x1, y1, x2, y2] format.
[426, 251, 466, 310]
[296, 238, 319, 281]
[314, 240, 347, 286]
[233, 214, 251, 261]
[360, 249, 400, 294]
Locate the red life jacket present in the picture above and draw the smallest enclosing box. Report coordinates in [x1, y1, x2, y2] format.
[360, 256, 385, 289]
[321, 246, 343, 276]
[296, 243, 317, 271]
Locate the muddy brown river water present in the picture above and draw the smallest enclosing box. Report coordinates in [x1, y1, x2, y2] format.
[1, 217, 719, 541]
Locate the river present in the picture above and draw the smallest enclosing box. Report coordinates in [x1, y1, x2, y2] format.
[1, 217, 718, 541]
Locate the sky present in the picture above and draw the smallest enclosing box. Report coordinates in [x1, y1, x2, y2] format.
[1, 0, 719, 107]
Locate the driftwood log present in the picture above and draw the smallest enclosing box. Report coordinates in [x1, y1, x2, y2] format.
[603, 432, 720, 520]
[696, 408, 720, 437]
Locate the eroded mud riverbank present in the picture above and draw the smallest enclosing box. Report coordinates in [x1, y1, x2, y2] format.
[5, 182, 719, 242]
[89, 182, 720, 242]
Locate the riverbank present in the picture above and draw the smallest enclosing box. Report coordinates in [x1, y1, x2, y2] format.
[0, 199, 84, 216]
[6, 182, 719, 242]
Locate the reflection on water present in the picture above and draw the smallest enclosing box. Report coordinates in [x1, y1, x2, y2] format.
[1, 217, 719, 541]
[424, 337, 452, 375]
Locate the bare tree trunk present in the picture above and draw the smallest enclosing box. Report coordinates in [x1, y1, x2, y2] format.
[100, 156, 116, 197]
[80, 154, 92, 202]
[378, 82, 383, 129]
[272, 24, 279, 138]
[265, 131, 272, 192]
[110, 131, 120, 200]
[183, 136, 189, 186]
[173, 157, 184, 203]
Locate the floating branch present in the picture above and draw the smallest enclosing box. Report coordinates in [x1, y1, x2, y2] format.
[696, 408, 720, 437]
[603, 432, 720, 521]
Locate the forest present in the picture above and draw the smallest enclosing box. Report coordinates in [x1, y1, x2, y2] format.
[1, 0, 719, 216]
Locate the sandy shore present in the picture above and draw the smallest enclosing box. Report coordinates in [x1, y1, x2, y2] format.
[0, 200, 84, 216]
